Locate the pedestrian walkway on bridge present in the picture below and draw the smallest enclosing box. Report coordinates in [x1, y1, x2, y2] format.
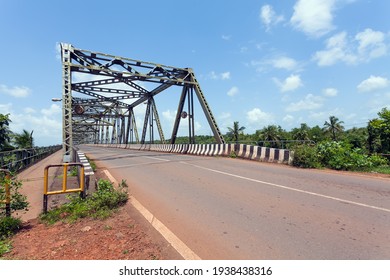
[15, 149, 63, 221]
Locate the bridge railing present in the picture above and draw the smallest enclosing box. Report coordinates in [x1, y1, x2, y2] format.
[0, 145, 62, 173]
[96, 143, 294, 165]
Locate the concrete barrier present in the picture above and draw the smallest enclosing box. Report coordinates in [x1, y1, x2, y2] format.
[97, 143, 293, 165]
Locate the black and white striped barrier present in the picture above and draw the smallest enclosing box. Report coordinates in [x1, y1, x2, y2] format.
[96, 143, 293, 164]
[76, 151, 95, 192]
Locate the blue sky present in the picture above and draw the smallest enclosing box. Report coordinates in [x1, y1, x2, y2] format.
[1, 0, 390, 146]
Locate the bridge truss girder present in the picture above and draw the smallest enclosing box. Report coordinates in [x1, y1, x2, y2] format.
[60, 43, 225, 161]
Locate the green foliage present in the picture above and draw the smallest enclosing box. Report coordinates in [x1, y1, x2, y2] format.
[291, 141, 388, 171]
[88, 159, 97, 172]
[291, 144, 321, 168]
[229, 151, 237, 158]
[0, 174, 29, 216]
[317, 141, 388, 171]
[40, 179, 128, 225]
[0, 114, 12, 151]
[0, 216, 22, 257]
[69, 166, 78, 177]
[227, 121, 246, 143]
[12, 129, 34, 149]
[0, 216, 22, 239]
[256, 125, 284, 148]
[368, 108, 390, 154]
[323, 116, 344, 141]
[0, 239, 12, 256]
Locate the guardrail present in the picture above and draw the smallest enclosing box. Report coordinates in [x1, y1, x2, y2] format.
[0, 145, 62, 173]
[43, 163, 85, 213]
[97, 143, 293, 165]
[0, 169, 11, 217]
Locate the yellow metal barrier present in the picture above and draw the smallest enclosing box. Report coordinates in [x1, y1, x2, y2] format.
[43, 163, 85, 213]
[0, 169, 11, 217]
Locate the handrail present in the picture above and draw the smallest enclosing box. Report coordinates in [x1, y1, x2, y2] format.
[43, 163, 85, 213]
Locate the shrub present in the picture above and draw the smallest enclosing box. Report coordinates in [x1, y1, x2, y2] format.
[0, 216, 22, 239]
[316, 141, 389, 171]
[0, 174, 29, 217]
[291, 144, 321, 168]
[40, 179, 128, 224]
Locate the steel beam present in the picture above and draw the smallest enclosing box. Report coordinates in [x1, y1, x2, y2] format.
[60, 43, 225, 150]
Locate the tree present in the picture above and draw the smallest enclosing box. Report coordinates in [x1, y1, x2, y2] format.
[368, 107, 390, 153]
[323, 116, 344, 141]
[226, 121, 245, 144]
[291, 123, 310, 142]
[0, 114, 12, 151]
[344, 127, 367, 149]
[257, 125, 282, 148]
[13, 130, 34, 149]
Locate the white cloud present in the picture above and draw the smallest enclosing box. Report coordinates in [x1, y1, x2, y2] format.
[0, 103, 13, 113]
[227, 86, 239, 97]
[260, 4, 284, 31]
[246, 108, 273, 124]
[357, 75, 389, 92]
[286, 94, 324, 112]
[162, 109, 176, 121]
[222, 35, 232, 41]
[0, 103, 62, 146]
[251, 55, 300, 72]
[274, 74, 303, 92]
[219, 112, 231, 119]
[313, 32, 357, 66]
[41, 104, 61, 116]
[270, 56, 299, 71]
[282, 114, 294, 125]
[221, 72, 231, 80]
[290, 0, 336, 37]
[313, 29, 388, 66]
[323, 87, 338, 97]
[209, 71, 231, 80]
[355, 28, 388, 60]
[0, 84, 31, 98]
[24, 107, 36, 114]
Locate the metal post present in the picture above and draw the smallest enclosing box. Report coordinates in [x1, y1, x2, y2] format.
[61, 43, 73, 162]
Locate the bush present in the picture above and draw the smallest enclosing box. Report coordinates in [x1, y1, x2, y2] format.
[317, 141, 389, 171]
[0, 216, 22, 239]
[291, 144, 321, 168]
[0, 174, 29, 216]
[40, 179, 128, 224]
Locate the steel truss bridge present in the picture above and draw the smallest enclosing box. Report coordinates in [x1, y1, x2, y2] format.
[60, 43, 225, 161]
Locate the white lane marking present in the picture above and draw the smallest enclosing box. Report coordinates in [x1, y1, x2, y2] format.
[181, 162, 390, 213]
[107, 156, 171, 169]
[143, 156, 170, 162]
[103, 169, 200, 260]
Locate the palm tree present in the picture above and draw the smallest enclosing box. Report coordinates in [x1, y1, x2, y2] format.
[13, 130, 34, 149]
[292, 123, 310, 142]
[257, 125, 282, 148]
[227, 121, 245, 144]
[323, 116, 344, 141]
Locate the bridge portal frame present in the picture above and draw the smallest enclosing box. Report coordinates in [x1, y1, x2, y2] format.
[60, 43, 225, 161]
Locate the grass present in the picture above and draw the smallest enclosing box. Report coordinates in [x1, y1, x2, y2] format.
[39, 179, 128, 225]
[367, 165, 390, 175]
[0, 216, 22, 257]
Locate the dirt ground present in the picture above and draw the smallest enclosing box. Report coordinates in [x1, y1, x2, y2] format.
[3, 169, 182, 260]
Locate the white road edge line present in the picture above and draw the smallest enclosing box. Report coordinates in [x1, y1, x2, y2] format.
[102, 169, 201, 260]
[180, 162, 390, 213]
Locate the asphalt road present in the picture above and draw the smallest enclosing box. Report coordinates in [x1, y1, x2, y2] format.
[81, 145, 390, 260]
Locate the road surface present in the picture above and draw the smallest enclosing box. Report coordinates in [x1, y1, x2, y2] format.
[81, 145, 390, 260]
